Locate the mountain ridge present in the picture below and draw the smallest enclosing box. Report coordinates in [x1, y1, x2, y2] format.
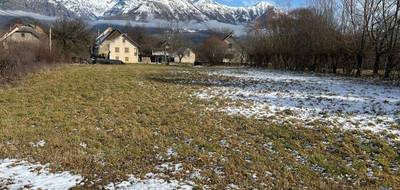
[0, 0, 278, 24]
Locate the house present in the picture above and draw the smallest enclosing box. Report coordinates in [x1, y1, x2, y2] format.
[151, 40, 173, 64]
[92, 27, 140, 64]
[0, 24, 46, 47]
[151, 50, 174, 63]
[222, 32, 247, 64]
[151, 39, 196, 65]
[173, 48, 196, 65]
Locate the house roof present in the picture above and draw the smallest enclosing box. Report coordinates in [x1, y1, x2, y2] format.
[95, 27, 141, 48]
[152, 50, 171, 56]
[223, 32, 234, 41]
[0, 24, 45, 42]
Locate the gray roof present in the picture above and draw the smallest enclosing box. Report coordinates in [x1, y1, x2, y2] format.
[95, 28, 141, 48]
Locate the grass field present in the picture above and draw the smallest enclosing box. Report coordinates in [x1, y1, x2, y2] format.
[0, 64, 399, 189]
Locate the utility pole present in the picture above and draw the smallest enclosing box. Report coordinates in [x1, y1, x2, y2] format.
[49, 26, 52, 54]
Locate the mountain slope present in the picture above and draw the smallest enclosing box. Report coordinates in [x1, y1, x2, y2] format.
[104, 0, 208, 22]
[0, 0, 76, 18]
[191, 0, 275, 23]
[52, 0, 118, 18]
[0, 0, 278, 24]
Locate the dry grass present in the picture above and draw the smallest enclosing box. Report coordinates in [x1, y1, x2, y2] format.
[0, 64, 398, 189]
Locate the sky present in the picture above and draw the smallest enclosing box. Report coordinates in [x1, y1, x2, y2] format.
[216, 0, 307, 8]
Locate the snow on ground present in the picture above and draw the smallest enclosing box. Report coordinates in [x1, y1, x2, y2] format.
[106, 173, 193, 190]
[0, 159, 83, 190]
[195, 69, 400, 138]
[0, 158, 194, 189]
[107, 147, 193, 190]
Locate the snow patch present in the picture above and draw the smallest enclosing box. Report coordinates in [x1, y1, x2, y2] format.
[106, 173, 193, 190]
[195, 69, 400, 138]
[30, 140, 46, 148]
[0, 159, 83, 190]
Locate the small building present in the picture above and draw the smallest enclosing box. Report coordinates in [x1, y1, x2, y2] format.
[0, 24, 46, 47]
[151, 50, 174, 63]
[151, 40, 173, 64]
[222, 32, 247, 64]
[92, 27, 140, 64]
[173, 48, 196, 65]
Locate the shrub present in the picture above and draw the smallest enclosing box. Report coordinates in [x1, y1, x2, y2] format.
[0, 42, 55, 83]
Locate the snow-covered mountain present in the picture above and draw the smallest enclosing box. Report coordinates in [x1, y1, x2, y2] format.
[0, 0, 75, 18]
[191, 0, 275, 23]
[0, 0, 278, 24]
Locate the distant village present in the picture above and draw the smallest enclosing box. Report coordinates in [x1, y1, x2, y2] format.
[0, 22, 247, 66]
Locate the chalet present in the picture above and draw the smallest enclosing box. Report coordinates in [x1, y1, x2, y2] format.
[0, 24, 46, 47]
[222, 32, 247, 64]
[92, 27, 141, 64]
[173, 48, 196, 65]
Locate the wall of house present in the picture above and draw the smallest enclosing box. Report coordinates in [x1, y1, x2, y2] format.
[174, 50, 196, 64]
[109, 35, 139, 63]
[6, 32, 40, 44]
[97, 40, 112, 58]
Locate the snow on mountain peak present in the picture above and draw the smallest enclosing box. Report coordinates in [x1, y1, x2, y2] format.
[53, 0, 119, 17]
[0, 0, 278, 24]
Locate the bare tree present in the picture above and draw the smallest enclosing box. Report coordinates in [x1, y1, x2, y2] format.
[342, 0, 376, 76]
[240, 0, 400, 78]
[123, 24, 159, 56]
[162, 21, 193, 63]
[381, 0, 400, 78]
[52, 18, 92, 62]
[200, 35, 228, 65]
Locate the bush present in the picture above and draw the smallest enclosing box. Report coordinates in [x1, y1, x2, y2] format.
[0, 42, 55, 83]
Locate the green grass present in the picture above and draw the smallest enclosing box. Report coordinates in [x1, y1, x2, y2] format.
[0, 64, 398, 189]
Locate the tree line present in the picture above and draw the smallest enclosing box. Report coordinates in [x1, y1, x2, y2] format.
[243, 0, 400, 79]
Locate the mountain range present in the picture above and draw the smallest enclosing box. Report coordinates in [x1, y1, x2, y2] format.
[0, 0, 278, 24]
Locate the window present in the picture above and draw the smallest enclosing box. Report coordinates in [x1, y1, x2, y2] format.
[122, 39, 126, 43]
[115, 56, 119, 60]
[115, 47, 120, 53]
[228, 43, 233, 49]
[125, 48, 129, 53]
[21, 33, 25, 38]
[134, 49, 138, 56]
[125, 57, 129, 62]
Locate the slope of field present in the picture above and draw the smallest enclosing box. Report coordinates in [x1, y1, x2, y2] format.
[0, 65, 399, 189]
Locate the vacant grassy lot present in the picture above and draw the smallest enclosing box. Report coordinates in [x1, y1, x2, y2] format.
[0, 64, 399, 189]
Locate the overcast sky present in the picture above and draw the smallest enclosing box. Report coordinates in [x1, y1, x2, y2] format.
[215, 0, 307, 7]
